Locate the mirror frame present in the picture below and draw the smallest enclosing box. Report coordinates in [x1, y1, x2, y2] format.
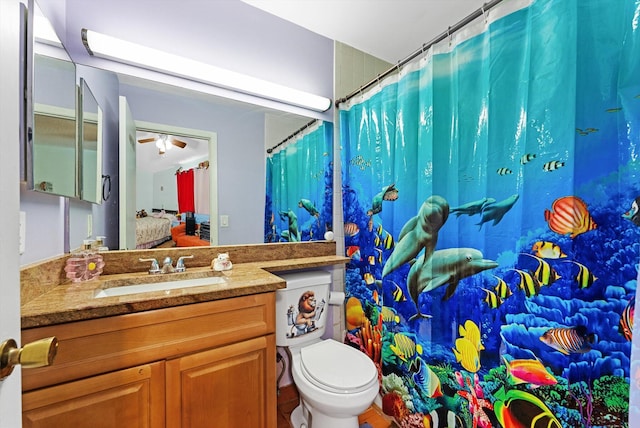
[21, 0, 34, 186]
[79, 77, 103, 203]
[23, 0, 82, 200]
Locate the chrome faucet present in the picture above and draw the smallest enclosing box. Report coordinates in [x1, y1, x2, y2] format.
[175, 255, 194, 273]
[139, 258, 161, 274]
[139, 255, 193, 274]
[161, 257, 176, 274]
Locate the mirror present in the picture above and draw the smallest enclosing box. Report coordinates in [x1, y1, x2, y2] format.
[79, 78, 102, 203]
[26, 0, 79, 198]
[117, 74, 323, 247]
[32, 53, 78, 197]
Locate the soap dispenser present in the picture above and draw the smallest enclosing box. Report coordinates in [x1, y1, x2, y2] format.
[64, 240, 105, 282]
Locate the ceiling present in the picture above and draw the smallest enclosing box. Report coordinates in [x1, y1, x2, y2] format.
[241, 0, 488, 64]
[135, 132, 209, 174]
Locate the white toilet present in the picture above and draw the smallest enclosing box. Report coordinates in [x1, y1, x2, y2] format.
[276, 271, 379, 428]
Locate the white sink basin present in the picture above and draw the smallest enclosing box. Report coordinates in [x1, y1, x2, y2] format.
[94, 276, 226, 298]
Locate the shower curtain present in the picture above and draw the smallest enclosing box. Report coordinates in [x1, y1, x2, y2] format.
[176, 168, 194, 213]
[340, 0, 640, 426]
[264, 121, 333, 242]
[194, 167, 210, 214]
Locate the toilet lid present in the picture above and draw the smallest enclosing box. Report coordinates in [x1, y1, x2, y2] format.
[300, 339, 378, 394]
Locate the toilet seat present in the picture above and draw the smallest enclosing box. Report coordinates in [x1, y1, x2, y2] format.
[299, 339, 378, 394]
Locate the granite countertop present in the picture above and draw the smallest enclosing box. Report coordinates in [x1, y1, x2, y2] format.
[21, 254, 349, 329]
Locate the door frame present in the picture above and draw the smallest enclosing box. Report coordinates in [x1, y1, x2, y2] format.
[0, 0, 25, 425]
[135, 120, 218, 245]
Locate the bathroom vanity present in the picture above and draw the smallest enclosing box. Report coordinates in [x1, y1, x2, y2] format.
[19, 242, 348, 428]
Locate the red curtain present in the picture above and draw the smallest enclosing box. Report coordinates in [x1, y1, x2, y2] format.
[176, 169, 195, 213]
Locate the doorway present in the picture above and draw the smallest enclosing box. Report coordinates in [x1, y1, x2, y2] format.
[133, 120, 218, 245]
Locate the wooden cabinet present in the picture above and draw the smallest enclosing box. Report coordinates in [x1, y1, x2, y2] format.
[166, 335, 275, 428]
[21, 293, 276, 428]
[23, 362, 165, 428]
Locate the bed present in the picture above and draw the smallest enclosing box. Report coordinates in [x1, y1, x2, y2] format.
[135, 209, 176, 249]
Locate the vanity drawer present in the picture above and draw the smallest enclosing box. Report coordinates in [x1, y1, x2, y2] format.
[22, 292, 275, 391]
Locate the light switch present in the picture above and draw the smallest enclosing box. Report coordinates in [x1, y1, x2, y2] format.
[220, 215, 229, 227]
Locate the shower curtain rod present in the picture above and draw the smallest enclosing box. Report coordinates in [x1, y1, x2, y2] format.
[266, 119, 319, 154]
[335, 0, 503, 107]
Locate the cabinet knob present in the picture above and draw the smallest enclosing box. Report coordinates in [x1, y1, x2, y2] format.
[0, 336, 58, 380]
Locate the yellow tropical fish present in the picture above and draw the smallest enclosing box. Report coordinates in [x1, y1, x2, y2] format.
[345, 297, 365, 330]
[564, 260, 598, 289]
[458, 320, 485, 351]
[532, 241, 567, 259]
[481, 288, 503, 309]
[512, 269, 541, 297]
[390, 333, 423, 362]
[363, 272, 375, 285]
[521, 253, 561, 286]
[381, 306, 400, 323]
[492, 275, 512, 299]
[390, 281, 407, 302]
[452, 338, 481, 372]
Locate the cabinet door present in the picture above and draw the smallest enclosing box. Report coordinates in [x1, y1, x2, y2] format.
[166, 334, 276, 428]
[23, 362, 165, 428]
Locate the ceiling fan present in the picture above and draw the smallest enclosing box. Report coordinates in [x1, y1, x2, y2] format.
[138, 134, 187, 155]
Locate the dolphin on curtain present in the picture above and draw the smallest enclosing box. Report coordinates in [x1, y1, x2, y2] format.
[407, 248, 498, 320]
[450, 197, 495, 217]
[279, 210, 300, 242]
[382, 195, 449, 278]
[475, 194, 520, 229]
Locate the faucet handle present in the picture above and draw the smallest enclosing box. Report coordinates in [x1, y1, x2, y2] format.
[139, 258, 161, 274]
[175, 255, 194, 272]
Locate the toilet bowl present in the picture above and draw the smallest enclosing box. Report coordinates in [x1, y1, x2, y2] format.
[289, 339, 379, 428]
[275, 271, 379, 428]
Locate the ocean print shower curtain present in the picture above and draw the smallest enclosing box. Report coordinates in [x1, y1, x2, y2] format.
[340, 0, 640, 426]
[265, 121, 333, 242]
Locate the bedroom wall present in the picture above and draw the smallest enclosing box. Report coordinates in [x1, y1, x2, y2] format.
[153, 169, 179, 212]
[136, 170, 153, 213]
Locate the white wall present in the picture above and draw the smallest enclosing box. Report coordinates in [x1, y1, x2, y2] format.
[136, 169, 153, 212]
[153, 169, 178, 212]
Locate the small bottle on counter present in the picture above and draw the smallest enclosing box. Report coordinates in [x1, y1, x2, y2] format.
[64, 239, 105, 282]
[94, 236, 109, 252]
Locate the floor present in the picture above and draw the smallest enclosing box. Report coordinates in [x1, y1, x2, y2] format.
[277, 384, 396, 428]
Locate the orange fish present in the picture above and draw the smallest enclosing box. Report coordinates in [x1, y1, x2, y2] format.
[503, 357, 557, 387]
[544, 196, 597, 238]
[345, 297, 365, 330]
[344, 222, 360, 237]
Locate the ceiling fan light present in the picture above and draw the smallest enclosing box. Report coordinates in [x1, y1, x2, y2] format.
[81, 28, 332, 112]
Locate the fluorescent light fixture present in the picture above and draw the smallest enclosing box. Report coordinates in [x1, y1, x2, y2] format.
[81, 29, 332, 112]
[34, 9, 62, 47]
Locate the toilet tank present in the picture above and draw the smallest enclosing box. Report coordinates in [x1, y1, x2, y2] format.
[275, 271, 332, 347]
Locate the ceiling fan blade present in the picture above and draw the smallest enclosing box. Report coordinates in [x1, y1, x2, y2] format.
[138, 137, 156, 144]
[171, 138, 187, 148]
